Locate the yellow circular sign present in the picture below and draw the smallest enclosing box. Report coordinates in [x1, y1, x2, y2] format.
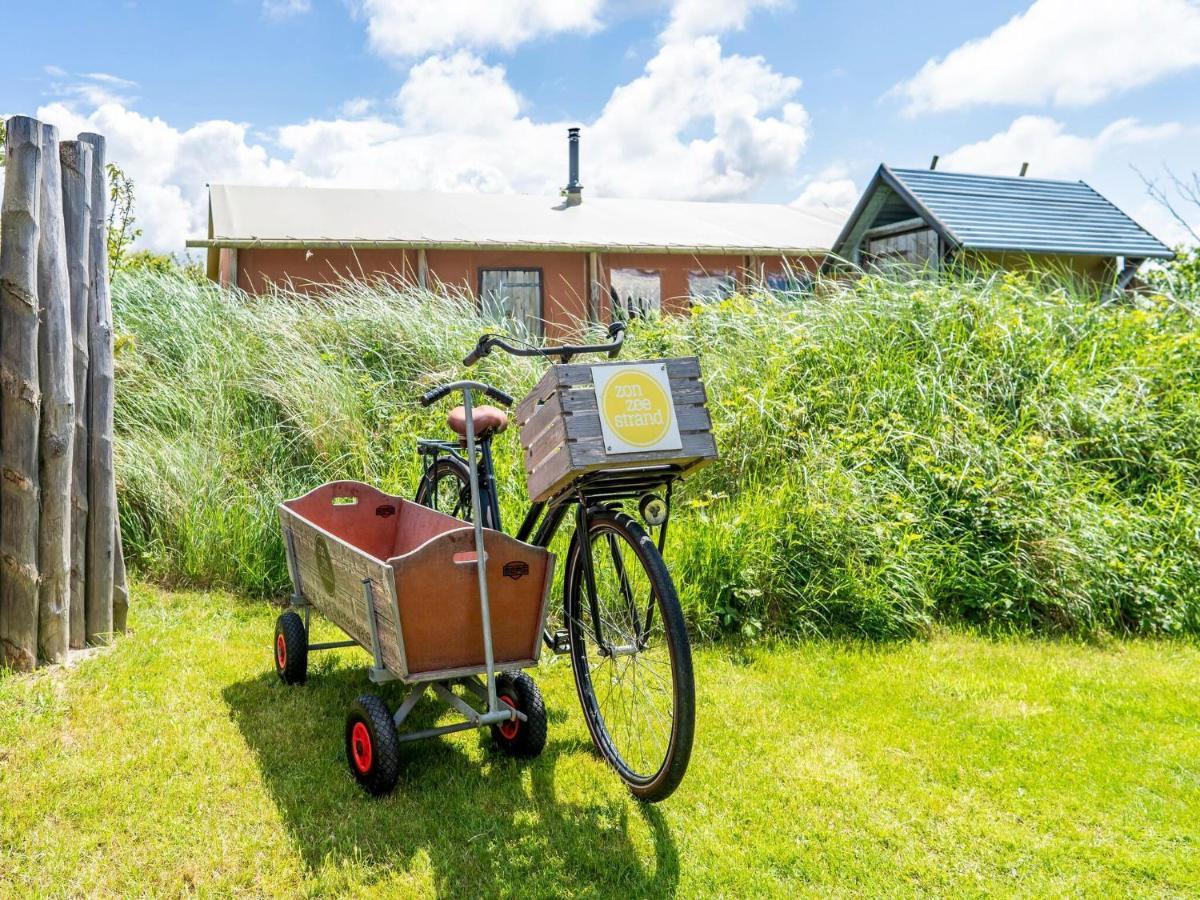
[600, 368, 673, 448]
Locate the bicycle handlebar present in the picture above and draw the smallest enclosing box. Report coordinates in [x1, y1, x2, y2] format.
[463, 321, 626, 367]
[419, 381, 514, 408]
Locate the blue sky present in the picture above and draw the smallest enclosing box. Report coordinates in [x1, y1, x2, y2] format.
[4, 0, 1199, 252]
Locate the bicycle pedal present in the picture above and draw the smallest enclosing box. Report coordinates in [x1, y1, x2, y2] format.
[551, 630, 571, 654]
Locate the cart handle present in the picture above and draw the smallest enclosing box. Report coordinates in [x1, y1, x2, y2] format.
[419, 381, 514, 409]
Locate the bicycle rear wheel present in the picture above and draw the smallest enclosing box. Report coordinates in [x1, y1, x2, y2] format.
[413, 456, 473, 521]
[563, 507, 695, 802]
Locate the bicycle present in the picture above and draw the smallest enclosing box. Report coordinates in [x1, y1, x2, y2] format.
[412, 322, 710, 802]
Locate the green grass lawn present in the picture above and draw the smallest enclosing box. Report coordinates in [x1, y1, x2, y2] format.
[1, 585, 1197, 897]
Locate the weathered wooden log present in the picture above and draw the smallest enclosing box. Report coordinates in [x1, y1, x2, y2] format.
[36, 122, 75, 664]
[0, 116, 44, 671]
[79, 132, 115, 645]
[60, 140, 92, 650]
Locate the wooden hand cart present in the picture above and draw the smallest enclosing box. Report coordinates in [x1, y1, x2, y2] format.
[274, 385, 555, 795]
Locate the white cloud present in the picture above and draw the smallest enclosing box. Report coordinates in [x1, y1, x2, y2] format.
[262, 0, 311, 19]
[83, 72, 138, 87]
[278, 38, 809, 200]
[394, 52, 522, 133]
[892, 0, 1200, 114]
[37, 101, 302, 253]
[340, 97, 373, 117]
[354, 0, 603, 57]
[940, 115, 1183, 179]
[33, 3, 810, 252]
[46, 71, 139, 108]
[792, 164, 857, 211]
[662, 0, 784, 42]
[588, 37, 808, 198]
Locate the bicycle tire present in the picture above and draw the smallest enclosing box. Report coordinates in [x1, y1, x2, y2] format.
[563, 507, 695, 802]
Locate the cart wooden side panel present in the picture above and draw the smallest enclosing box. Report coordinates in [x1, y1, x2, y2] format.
[278, 491, 405, 675]
[390, 527, 555, 679]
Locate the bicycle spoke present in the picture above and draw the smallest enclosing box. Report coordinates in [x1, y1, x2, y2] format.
[606, 532, 641, 636]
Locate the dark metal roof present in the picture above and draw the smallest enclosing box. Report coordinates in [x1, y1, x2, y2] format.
[833, 165, 1174, 261]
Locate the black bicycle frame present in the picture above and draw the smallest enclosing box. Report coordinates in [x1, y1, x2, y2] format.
[417, 435, 679, 655]
[417, 438, 502, 529]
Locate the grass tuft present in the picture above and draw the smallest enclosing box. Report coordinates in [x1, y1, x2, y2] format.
[112, 269, 1200, 638]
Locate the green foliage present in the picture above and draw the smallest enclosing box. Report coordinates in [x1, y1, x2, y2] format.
[121, 248, 206, 281]
[0, 119, 6, 166]
[111, 269, 1200, 638]
[1146, 245, 1200, 303]
[97, 160, 205, 279]
[105, 161, 141, 270]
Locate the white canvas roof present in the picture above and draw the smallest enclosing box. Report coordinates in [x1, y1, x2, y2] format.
[189, 184, 845, 254]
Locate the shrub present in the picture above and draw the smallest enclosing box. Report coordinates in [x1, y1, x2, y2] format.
[112, 269, 1200, 639]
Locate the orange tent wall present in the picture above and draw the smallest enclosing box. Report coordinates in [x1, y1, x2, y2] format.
[235, 247, 416, 293]
[228, 246, 824, 336]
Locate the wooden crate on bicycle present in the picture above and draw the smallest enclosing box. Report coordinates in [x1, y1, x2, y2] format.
[516, 357, 718, 503]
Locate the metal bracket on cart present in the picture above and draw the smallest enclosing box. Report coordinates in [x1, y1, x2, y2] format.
[381, 675, 525, 745]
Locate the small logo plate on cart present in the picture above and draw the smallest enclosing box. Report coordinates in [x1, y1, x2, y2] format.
[315, 536, 337, 594]
[503, 561, 530, 580]
[592, 363, 683, 455]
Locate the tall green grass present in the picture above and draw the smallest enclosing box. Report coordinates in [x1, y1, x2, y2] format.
[112, 270, 1200, 639]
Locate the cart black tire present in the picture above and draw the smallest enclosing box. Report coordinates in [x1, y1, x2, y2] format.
[274, 611, 308, 685]
[346, 695, 402, 796]
[564, 508, 695, 803]
[491, 672, 547, 758]
[414, 456, 476, 523]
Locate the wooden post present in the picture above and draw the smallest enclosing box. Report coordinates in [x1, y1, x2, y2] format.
[36, 123, 75, 664]
[79, 132, 115, 645]
[0, 116, 44, 671]
[417, 248, 428, 290]
[60, 140, 92, 649]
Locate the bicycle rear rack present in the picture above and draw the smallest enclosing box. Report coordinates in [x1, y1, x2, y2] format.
[566, 465, 684, 505]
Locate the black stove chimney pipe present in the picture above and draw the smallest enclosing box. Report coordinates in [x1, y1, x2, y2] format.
[565, 127, 583, 206]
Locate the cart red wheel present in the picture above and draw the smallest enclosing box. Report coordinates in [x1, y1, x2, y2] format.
[346, 695, 401, 796]
[274, 611, 308, 685]
[350, 721, 373, 773]
[491, 672, 547, 758]
[497, 695, 520, 741]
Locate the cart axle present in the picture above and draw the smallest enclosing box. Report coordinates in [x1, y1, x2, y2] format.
[393, 711, 517, 746]
[307, 639, 358, 651]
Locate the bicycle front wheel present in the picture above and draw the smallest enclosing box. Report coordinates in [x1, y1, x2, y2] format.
[564, 508, 695, 802]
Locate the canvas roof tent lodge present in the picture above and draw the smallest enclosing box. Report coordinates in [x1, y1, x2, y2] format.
[187, 130, 845, 339]
[830, 164, 1174, 287]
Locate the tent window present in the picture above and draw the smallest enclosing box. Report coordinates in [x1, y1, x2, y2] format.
[610, 268, 662, 319]
[688, 270, 737, 300]
[864, 227, 940, 271]
[479, 268, 543, 337]
[766, 270, 813, 296]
